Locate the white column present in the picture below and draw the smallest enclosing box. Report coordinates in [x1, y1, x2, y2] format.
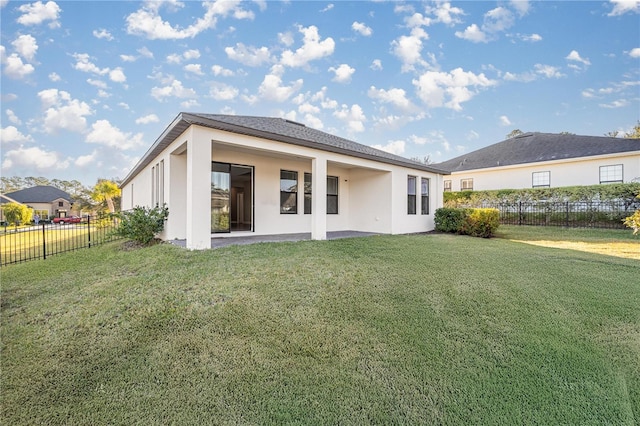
[186, 137, 212, 249]
[311, 156, 327, 240]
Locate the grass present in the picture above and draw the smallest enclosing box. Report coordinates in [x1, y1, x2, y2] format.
[1, 227, 639, 424]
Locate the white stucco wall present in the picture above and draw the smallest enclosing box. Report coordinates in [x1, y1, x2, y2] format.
[121, 124, 444, 247]
[444, 152, 640, 192]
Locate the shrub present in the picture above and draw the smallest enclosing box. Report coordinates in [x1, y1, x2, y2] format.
[113, 205, 169, 245]
[461, 208, 500, 238]
[435, 207, 500, 238]
[623, 210, 640, 235]
[434, 207, 468, 233]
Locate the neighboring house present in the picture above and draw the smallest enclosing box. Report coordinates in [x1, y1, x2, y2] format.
[0, 186, 75, 222]
[120, 113, 448, 249]
[434, 133, 640, 192]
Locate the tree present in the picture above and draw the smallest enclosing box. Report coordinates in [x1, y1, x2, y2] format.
[624, 121, 640, 139]
[3, 203, 32, 226]
[506, 129, 524, 139]
[410, 155, 433, 165]
[91, 179, 121, 213]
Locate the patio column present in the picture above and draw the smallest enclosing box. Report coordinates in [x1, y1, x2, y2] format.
[311, 155, 327, 240]
[186, 137, 212, 249]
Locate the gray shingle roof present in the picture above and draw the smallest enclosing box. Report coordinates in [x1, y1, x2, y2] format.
[121, 112, 448, 186]
[434, 132, 640, 172]
[2, 186, 72, 204]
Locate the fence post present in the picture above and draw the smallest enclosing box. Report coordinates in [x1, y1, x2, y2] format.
[87, 215, 91, 248]
[518, 201, 522, 226]
[565, 202, 569, 228]
[42, 222, 46, 260]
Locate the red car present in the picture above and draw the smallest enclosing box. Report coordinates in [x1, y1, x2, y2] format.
[53, 216, 82, 224]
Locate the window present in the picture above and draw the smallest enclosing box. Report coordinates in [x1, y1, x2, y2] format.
[460, 178, 473, 191]
[303, 173, 339, 214]
[327, 176, 338, 214]
[421, 178, 429, 215]
[280, 170, 298, 214]
[151, 165, 156, 206]
[58, 201, 64, 207]
[159, 160, 164, 205]
[532, 171, 550, 188]
[600, 164, 623, 184]
[304, 173, 312, 214]
[444, 180, 452, 192]
[407, 176, 416, 215]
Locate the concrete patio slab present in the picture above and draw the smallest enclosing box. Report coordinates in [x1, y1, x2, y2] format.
[168, 231, 379, 249]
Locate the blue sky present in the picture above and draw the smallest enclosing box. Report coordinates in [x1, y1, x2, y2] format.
[1, 0, 638, 185]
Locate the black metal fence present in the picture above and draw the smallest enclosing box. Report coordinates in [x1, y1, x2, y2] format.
[482, 201, 638, 229]
[0, 215, 121, 267]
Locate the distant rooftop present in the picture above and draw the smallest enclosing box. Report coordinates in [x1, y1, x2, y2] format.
[1, 186, 73, 204]
[434, 132, 640, 172]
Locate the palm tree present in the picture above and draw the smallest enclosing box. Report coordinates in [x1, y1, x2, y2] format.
[91, 179, 120, 213]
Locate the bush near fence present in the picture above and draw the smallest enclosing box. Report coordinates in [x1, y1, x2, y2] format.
[435, 207, 500, 238]
[0, 214, 121, 267]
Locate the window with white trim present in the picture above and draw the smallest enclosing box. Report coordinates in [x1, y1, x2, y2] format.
[327, 176, 338, 215]
[421, 178, 429, 215]
[460, 178, 473, 191]
[280, 170, 298, 214]
[532, 171, 550, 188]
[444, 180, 452, 192]
[408, 176, 417, 215]
[599, 164, 623, 184]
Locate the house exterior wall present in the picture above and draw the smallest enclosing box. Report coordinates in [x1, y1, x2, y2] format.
[444, 152, 640, 192]
[121, 124, 443, 248]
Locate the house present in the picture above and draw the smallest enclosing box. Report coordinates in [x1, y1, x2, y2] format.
[120, 113, 448, 249]
[434, 133, 640, 192]
[0, 186, 76, 222]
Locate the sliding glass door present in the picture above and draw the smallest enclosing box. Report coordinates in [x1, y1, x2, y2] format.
[211, 162, 231, 233]
[212, 162, 253, 233]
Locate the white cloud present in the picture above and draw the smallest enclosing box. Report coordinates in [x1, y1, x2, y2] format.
[425, 2, 465, 26]
[413, 68, 497, 111]
[534, 64, 564, 78]
[278, 31, 294, 46]
[120, 54, 137, 62]
[608, 0, 640, 16]
[368, 86, 416, 112]
[566, 50, 591, 65]
[329, 64, 355, 83]
[371, 59, 382, 70]
[93, 29, 113, 41]
[483, 7, 515, 33]
[16, 1, 61, 27]
[258, 72, 303, 102]
[11, 34, 38, 62]
[280, 25, 335, 68]
[184, 49, 200, 60]
[211, 64, 234, 76]
[118, 102, 130, 109]
[510, 0, 530, 16]
[499, 115, 512, 126]
[109, 67, 127, 83]
[333, 104, 366, 133]
[320, 4, 334, 12]
[0, 46, 35, 79]
[37, 88, 93, 133]
[48, 72, 60, 81]
[209, 82, 239, 100]
[5, 109, 21, 125]
[599, 99, 630, 108]
[391, 27, 430, 71]
[352, 21, 372, 36]
[74, 150, 98, 167]
[1, 125, 33, 143]
[137, 46, 154, 58]
[151, 79, 197, 101]
[184, 63, 204, 75]
[135, 114, 159, 124]
[180, 99, 200, 109]
[628, 47, 640, 58]
[371, 140, 405, 155]
[87, 78, 107, 89]
[519, 33, 542, 42]
[225, 43, 272, 66]
[72, 53, 109, 75]
[86, 119, 144, 150]
[455, 24, 487, 43]
[2, 145, 69, 171]
[126, 1, 254, 40]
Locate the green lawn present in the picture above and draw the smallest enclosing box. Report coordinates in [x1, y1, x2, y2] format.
[1, 228, 638, 424]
